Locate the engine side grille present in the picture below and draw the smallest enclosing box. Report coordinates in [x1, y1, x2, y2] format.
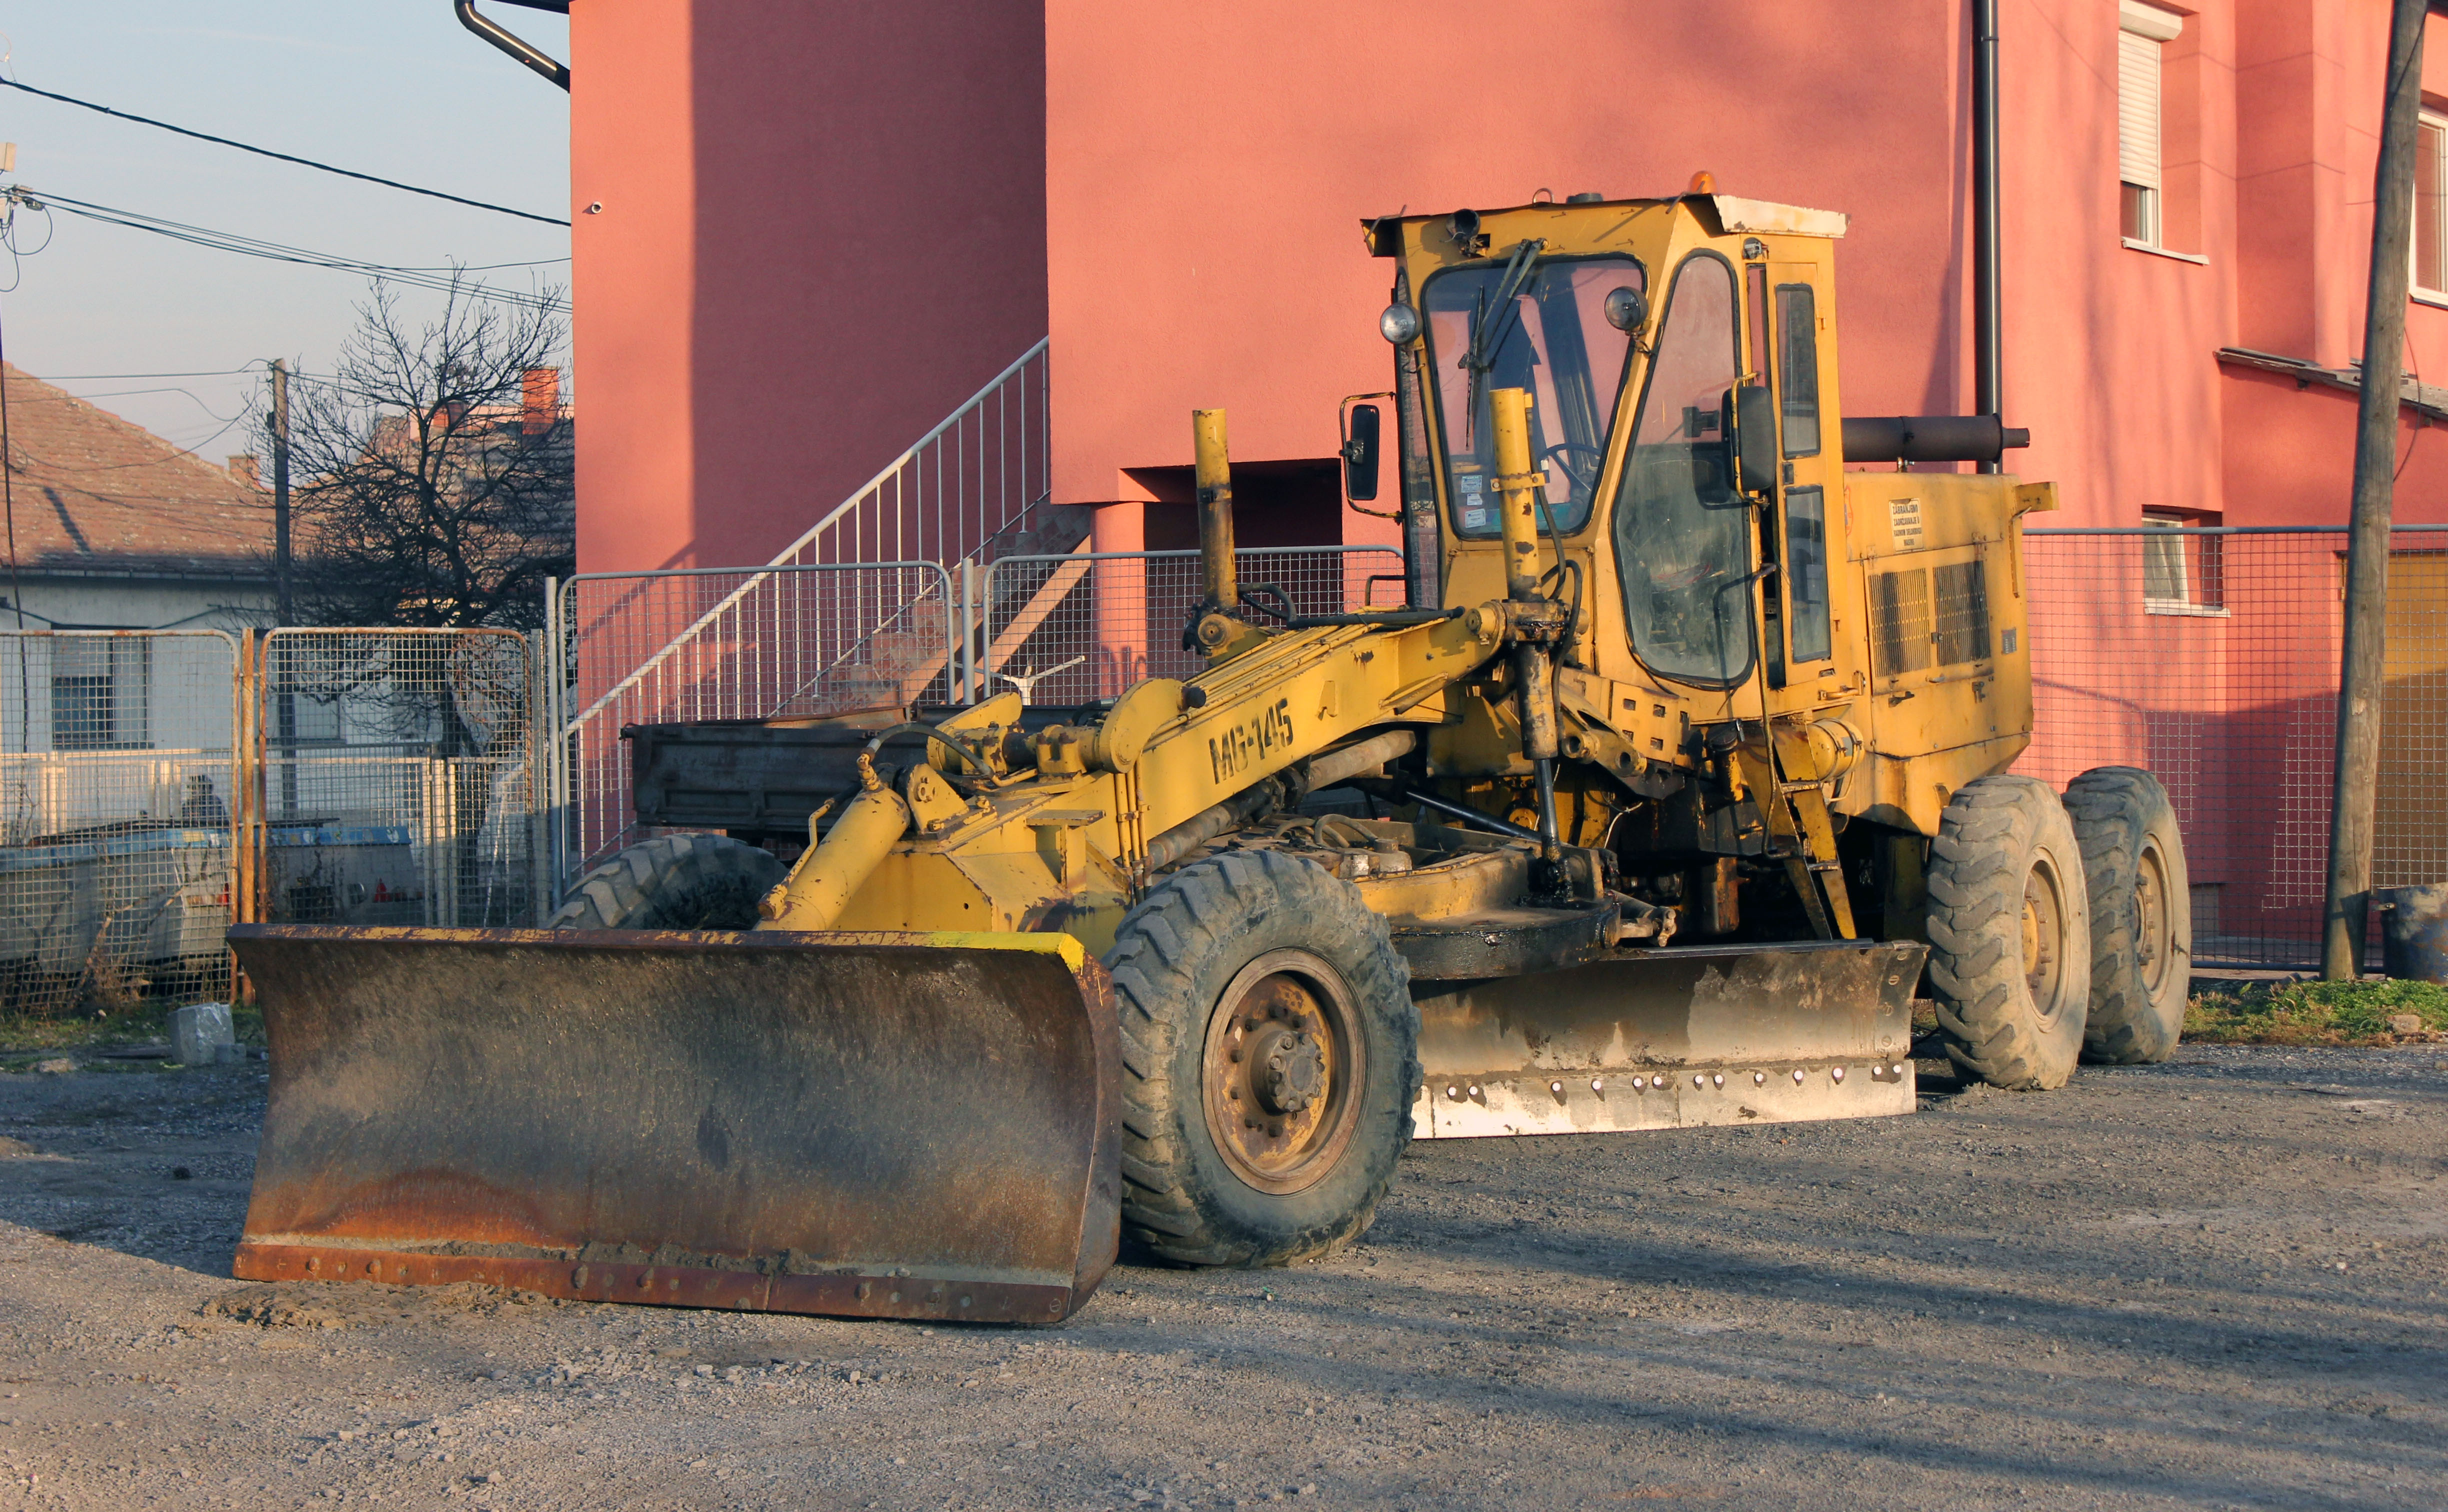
[1870, 568, 1932, 678]
[1932, 559, 1992, 666]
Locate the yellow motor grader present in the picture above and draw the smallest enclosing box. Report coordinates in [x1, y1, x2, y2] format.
[228, 190, 2190, 1325]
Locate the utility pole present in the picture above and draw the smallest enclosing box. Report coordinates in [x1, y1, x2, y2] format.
[2320, 0, 2428, 980]
[270, 359, 292, 624]
[268, 359, 298, 821]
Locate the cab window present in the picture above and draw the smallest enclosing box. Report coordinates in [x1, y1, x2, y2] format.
[1422, 255, 1641, 537]
[1776, 284, 1822, 457]
[1610, 253, 1752, 685]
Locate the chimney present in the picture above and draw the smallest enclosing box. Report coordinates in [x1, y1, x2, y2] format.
[522, 366, 561, 436]
[228, 455, 261, 489]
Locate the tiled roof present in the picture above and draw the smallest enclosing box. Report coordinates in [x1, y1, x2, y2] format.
[1, 364, 274, 579]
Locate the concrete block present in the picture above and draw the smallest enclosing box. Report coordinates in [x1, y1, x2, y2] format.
[170, 1002, 235, 1066]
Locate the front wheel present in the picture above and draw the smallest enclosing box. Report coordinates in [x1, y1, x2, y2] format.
[1103, 850, 1420, 1267]
[1926, 776, 2093, 1090]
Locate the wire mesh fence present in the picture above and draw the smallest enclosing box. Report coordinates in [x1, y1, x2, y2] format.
[529, 522, 2438, 975]
[977, 547, 1408, 704]
[2021, 526, 2448, 970]
[0, 630, 240, 1018]
[256, 628, 544, 930]
[550, 562, 959, 882]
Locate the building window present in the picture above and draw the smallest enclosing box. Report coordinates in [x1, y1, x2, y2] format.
[2418, 112, 2446, 298]
[2142, 511, 2224, 615]
[2118, 2, 2183, 247]
[48, 638, 143, 750]
[50, 672, 113, 750]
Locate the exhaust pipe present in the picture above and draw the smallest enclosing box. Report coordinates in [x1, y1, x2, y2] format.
[1841, 414, 2030, 465]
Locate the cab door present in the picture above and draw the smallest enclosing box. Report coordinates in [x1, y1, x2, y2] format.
[1608, 251, 1758, 694]
[1748, 257, 1860, 708]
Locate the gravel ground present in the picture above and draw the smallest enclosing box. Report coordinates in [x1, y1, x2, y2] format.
[0, 1042, 2442, 1511]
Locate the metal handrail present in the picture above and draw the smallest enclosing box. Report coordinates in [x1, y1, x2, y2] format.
[766, 338, 1050, 568]
[552, 342, 1048, 730]
[558, 560, 952, 731]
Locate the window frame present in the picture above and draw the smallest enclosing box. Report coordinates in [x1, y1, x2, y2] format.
[1607, 248, 1758, 690]
[2141, 512, 2228, 618]
[1416, 251, 1647, 542]
[2118, 2, 2182, 250]
[2416, 110, 2448, 300]
[1772, 282, 1822, 460]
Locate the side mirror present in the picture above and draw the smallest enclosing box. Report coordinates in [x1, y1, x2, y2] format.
[1342, 400, 1383, 502]
[1734, 384, 1777, 494]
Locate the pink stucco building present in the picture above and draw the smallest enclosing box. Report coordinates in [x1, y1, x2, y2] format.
[558, 0, 2448, 576]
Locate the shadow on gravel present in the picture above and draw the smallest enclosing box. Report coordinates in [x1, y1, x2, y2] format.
[0, 1063, 263, 1276]
[1089, 1268, 2440, 1512]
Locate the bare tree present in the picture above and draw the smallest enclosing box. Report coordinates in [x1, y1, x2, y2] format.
[262, 276, 573, 762]
[276, 275, 574, 632]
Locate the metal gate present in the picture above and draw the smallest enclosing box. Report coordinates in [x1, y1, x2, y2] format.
[250, 628, 545, 930]
[0, 630, 242, 1018]
[547, 562, 960, 884]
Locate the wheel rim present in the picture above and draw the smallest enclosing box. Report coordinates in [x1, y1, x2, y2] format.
[2020, 857, 2070, 1024]
[2135, 842, 2172, 998]
[1200, 948, 1366, 1196]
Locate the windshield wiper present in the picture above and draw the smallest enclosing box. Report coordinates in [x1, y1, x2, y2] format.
[1460, 238, 1547, 376]
[1460, 239, 1546, 448]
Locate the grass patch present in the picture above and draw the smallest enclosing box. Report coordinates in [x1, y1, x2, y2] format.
[2185, 978, 2448, 1047]
[0, 992, 262, 1067]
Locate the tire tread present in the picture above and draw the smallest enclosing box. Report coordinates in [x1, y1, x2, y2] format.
[1106, 850, 1420, 1268]
[1924, 774, 2092, 1089]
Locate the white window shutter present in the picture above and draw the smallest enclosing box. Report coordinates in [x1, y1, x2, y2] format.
[2118, 30, 2162, 191]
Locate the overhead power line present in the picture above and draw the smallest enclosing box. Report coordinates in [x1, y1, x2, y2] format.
[14, 367, 262, 380]
[0, 78, 570, 228]
[18, 188, 566, 312]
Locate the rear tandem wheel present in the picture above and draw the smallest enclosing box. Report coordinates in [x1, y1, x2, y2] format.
[1103, 850, 1422, 1268]
[2064, 766, 2192, 1064]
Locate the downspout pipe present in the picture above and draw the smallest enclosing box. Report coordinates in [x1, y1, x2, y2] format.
[456, 0, 572, 90]
[1972, 0, 2002, 473]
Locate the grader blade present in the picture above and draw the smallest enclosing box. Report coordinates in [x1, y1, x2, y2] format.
[1409, 938, 1927, 1138]
[227, 925, 1119, 1324]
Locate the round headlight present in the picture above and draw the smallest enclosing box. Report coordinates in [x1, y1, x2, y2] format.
[1602, 286, 1649, 333]
[1379, 303, 1422, 344]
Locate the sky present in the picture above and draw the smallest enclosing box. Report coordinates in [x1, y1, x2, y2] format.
[0, 1, 572, 459]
